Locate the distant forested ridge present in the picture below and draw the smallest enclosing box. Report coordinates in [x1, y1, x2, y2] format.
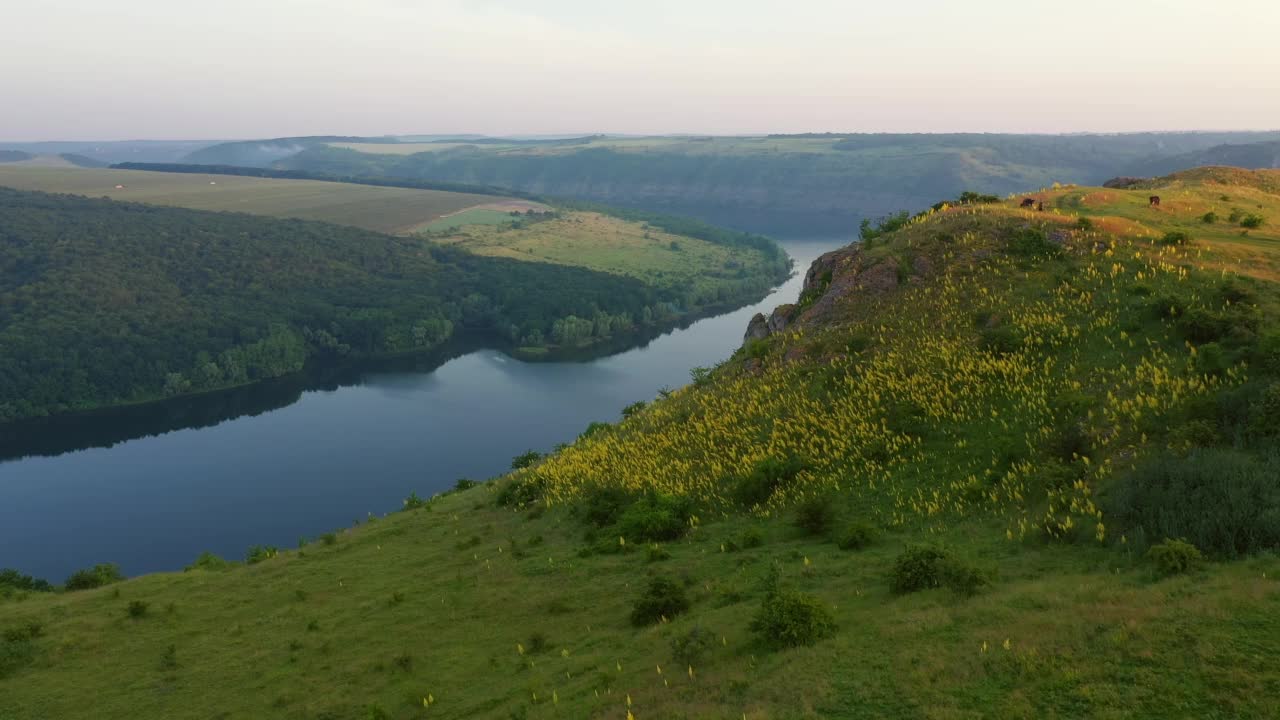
[0, 150, 33, 163]
[0, 188, 784, 421]
[234, 131, 1280, 234]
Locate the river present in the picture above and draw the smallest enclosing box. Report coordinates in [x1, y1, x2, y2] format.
[0, 237, 843, 581]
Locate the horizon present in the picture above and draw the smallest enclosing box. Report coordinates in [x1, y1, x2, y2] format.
[4, 0, 1278, 141]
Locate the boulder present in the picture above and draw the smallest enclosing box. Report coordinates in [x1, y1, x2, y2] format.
[744, 312, 770, 343]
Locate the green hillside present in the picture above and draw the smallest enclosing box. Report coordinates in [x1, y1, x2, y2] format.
[0, 188, 786, 422]
[3, 170, 1280, 719]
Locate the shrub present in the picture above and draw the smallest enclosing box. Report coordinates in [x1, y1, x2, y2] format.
[889, 545, 989, 595]
[1075, 217, 1094, 231]
[246, 546, 279, 564]
[64, 563, 124, 591]
[794, 495, 838, 535]
[725, 528, 765, 553]
[496, 476, 544, 508]
[0, 622, 39, 678]
[402, 492, 427, 510]
[750, 589, 836, 649]
[1157, 230, 1190, 246]
[320, 532, 338, 546]
[670, 625, 716, 666]
[127, 600, 149, 619]
[0, 569, 52, 594]
[836, 522, 878, 550]
[454, 478, 478, 491]
[184, 552, 231, 572]
[510, 450, 543, 470]
[621, 401, 647, 419]
[979, 325, 1022, 356]
[1228, 209, 1243, 223]
[630, 575, 691, 626]
[1148, 538, 1203, 576]
[735, 456, 807, 507]
[1105, 448, 1280, 557]
[1240, 214, 1264, 229]
[1006, 227, 1061, 258]
[581, 486, 634, 528]
[647, 545, 672, 562]
[1201, 212, 1218, 224]
[616, 493, 694, 543]
[527, 632, 550, 654]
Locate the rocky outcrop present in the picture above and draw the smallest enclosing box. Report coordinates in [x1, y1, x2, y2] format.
[744, 313, 770, 343]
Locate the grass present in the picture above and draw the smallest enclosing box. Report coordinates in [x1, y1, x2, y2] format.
[0, 166, 524, 234]
[4, 168, 1280, 718]
[418, 207, 534, 232]
[427, 210, 765, 293]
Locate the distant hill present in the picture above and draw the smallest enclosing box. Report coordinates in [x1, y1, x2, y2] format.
[243, 131, 1280, 234]
[180, 136, 402, 167]
[58, 153, 108, 168]
[0, 150, 33, 162]
[1124, 140, 1280, 177]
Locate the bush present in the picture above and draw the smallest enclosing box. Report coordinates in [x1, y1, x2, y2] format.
[1074, 217, 1094, 231]
[725, 528, 765, 553]
[581, 486, 634, 528]
[0, 622, 41, 679]
[889, 545, 989, 595]
[836, 522, 878, 550]
[246, 546, 279, 564]
[184, 552, 231, 572]
[1158, 230, 1190, 246]
[735, 456, 807, 507]
[496, 476, 544, 508]
[127, 600, 150, 619]
[1105, 448, 1280, 557]
[1148, 538, 1203, 576]
[64, 563, 124, 591]
[630, 575, 691, 626]
[616, 493, 694, 542]
[979, 325, 1022, 356]
[402, 491, 427, 510]
[1240, 214, 1264, 229]
[750, 589, 836, 649]
[670, 625, 716, 666]
[1201, 212, 1218, 224]
[794, 495, 837, 535]
[454, 478, 478, 491]
[1006, 227, 1061, 258]
[527, 632, 550, 654]
[646, 545, 672, 562]
[0, 569, 52, 594]
[510, 450, 543, 470]
[320, 532, 338, 546]
[621, 401, 647, 419]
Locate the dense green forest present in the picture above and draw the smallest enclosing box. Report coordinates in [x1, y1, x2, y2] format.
[0, 188, 784, 422]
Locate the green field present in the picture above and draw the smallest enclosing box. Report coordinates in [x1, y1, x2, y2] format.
[5, 169, 1280, 719]
[0, 166, 525, 234]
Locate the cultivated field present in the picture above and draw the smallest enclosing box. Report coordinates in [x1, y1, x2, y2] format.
[0, 166, 534, 234]
[427, 210, 757, 289]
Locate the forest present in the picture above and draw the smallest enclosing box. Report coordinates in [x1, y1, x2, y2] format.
[0, 188, 782, 422]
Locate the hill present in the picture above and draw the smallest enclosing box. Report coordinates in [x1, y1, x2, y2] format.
[1125, 141, 1280, 178]
[0, 165, 529, 234]
[183, 131, 1280, 234]
[3, 170, 1278, 718]
[0, 150, 33, 163]
[0, 188, 786, 422]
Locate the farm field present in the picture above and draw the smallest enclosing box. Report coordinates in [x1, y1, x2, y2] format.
[0, 166, 528, 234]
[427, 210, 766, 292]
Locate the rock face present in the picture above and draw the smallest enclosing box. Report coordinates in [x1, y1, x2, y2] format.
[744, 313, 770, 343]
[743, 240, 935, 346]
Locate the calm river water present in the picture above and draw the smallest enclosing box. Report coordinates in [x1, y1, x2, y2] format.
[0, 238, 843, 580]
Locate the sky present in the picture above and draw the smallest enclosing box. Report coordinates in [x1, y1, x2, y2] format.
[2, 0, 1278, 140]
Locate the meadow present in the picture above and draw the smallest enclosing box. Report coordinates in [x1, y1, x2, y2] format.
[4, 168, 1279, 719]
[0, 166, 518, 234]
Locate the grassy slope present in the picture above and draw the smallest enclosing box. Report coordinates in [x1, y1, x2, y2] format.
[4, 170, 1280, 720]
[0, 166, 515, 234]
[427, 211, 761, 294]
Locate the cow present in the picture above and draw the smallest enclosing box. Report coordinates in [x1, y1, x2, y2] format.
[1149, 195, 1161, 207]
[1020, 198, 1036, 208]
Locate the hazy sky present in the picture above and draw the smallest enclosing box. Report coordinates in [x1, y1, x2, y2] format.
[3, 0, 1278, 140]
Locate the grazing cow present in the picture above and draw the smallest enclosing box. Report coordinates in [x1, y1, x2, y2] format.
[1149, 195, 1161, 207]
[1020, 197, 1036, 208]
